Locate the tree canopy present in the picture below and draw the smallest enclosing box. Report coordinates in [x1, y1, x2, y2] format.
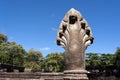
[0, 41, 26, 66]
[0, 33, 120, 72]
[45, 52, 65, 72]
[0, 33, 7, 44]
[24, 48, 43, 69]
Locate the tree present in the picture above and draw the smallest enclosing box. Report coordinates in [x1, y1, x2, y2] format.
[0, 33, 26, 66]
[114, 47, 120, 67]
[0, 33, 7, 44]
[24, 48, 43, 70]
[45, 52, 65, 72]
[86, 53, 114, 67]
[100, 53, 114, 66]
[113, 47, 120, 77]
[0, 41, 26, 66]
[0, 50, 9, 63]
[86, 53, 101, 66]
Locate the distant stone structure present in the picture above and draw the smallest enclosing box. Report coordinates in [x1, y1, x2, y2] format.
[57, 8, 94, 80]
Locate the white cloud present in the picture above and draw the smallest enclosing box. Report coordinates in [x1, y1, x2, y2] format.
[40, 47, 50, 51]
[51, 27, 57, 32]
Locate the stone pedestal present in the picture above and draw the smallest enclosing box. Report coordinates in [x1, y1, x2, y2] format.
[64, 70, 88, 80]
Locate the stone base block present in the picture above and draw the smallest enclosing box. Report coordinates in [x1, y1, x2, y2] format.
[64, 70, 88, 80]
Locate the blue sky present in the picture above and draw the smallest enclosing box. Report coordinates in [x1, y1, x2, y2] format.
[0, 0, 120, 56]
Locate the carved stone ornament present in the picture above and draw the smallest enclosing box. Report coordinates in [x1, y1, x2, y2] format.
[56, 8, 94, 71]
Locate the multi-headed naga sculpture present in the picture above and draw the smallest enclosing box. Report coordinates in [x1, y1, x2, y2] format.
[57, 8, 94, 70]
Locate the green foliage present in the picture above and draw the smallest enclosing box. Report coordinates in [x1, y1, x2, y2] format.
[24, 48, 43, 70]
[0, 41, 26, 66]
[86, 53, 114, 67]
[114, 47, 120, 67]
[86, 53, 102, 66]
[115, 47, 120, 56]
[0, 33, 26, 66]
[45, 52, 65, 72]
[100, 54, 114, 65]
[0, 50, 9, 63]
[26, 48, 43, 61]
[0, 33, 7, 44]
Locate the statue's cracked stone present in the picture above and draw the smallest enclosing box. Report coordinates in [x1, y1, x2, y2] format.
[56, 8, 94, 80]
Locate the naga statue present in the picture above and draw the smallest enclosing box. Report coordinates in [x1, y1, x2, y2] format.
[56, 8, 94, 72]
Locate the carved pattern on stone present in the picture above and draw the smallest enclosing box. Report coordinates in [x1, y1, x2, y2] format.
[56, 8, 94, 70]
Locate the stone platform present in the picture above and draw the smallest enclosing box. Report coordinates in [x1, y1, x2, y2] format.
[64, 70, 88, 80]
[0, 72, 64, 80]
[0, 72, 89, 80]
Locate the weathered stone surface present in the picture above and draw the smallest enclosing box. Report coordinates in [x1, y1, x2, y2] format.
[57, 8, 94, 80]
[0, 73, 119, 80]
[64, 70, 88, 80]
[57, 8, 94, 70]
[0, 72, 64, 80]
